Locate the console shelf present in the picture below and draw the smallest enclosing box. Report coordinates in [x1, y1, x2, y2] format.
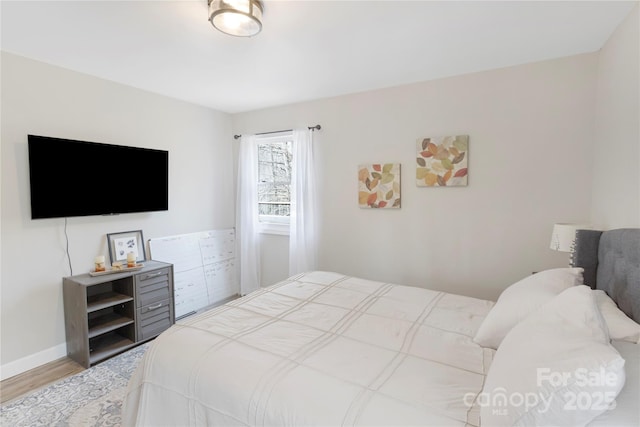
[63, 260, 174, 368]
[89, 333, 136, 365]
[88, 313, 135, 338]
[87, 292, 134, 313]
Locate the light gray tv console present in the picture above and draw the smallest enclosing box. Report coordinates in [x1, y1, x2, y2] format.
[63, 260, 174, 368]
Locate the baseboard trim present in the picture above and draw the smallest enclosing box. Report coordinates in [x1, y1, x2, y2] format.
[0, 343, 67, 381]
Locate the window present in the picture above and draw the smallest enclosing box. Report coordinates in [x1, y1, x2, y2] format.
[256, 132, 293, 234]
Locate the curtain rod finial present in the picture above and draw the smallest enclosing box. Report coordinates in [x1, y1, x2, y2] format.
[234, 134, 241, 139]
[308, 125, 321, 131]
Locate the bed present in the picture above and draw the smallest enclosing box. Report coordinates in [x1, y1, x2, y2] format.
[122, 228, 639, 426]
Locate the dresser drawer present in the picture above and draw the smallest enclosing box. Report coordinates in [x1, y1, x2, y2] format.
[137, 298, 173, 341]
[135, 267, 171, 308]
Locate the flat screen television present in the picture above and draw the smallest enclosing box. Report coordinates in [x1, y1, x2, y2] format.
[28, 135, 169, 219]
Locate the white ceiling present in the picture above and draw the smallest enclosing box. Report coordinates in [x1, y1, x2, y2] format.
[1, 1, 636, 114]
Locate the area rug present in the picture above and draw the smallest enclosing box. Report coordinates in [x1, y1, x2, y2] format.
[0, 342, 149, 426]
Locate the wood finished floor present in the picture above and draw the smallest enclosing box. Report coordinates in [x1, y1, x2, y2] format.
[0, 357, 84, 404]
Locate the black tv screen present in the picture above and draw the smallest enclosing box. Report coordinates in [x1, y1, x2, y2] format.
[28, 135, 169, 219]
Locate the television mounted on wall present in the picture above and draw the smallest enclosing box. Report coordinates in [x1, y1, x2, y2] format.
[28, 135, 169, 219]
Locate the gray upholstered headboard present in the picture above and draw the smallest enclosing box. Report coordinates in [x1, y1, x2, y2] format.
[573, 228, 640, 323]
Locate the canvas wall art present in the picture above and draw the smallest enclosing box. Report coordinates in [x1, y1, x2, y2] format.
[358, 163, 401, 209]
[416, 135, 468, 187]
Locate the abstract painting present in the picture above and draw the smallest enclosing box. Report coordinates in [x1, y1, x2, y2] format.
[358, 163, 401, 208]
[416, 135, 468, 187]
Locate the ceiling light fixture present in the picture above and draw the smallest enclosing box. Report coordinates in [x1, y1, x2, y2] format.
[208, 0, 264, 37]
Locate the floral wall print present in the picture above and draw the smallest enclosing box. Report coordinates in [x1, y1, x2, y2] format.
[416, 135, 469, 187]
[358, 163, 401, 208]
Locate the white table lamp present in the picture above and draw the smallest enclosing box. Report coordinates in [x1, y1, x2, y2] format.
[550, 223, 592, 265]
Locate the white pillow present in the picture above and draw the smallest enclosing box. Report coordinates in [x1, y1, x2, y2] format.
[473, 267, 584, 349]
[594, 289, 640, 344]
[588, 340, 640, 426]
[480, 285, 625, 427]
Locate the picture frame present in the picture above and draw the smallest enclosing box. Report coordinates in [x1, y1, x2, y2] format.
[358, 163, 401, 209]
[106, 230, 146, 264]
[416, 135, 469, 187]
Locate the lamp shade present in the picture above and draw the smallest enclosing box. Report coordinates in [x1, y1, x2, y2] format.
[549, 223, 592, 252]
[208, 0, 263, 37]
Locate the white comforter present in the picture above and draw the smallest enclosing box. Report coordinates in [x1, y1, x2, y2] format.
[122, 271, 495, 426]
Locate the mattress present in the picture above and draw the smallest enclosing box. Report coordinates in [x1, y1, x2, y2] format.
[122, 271, 496, 426]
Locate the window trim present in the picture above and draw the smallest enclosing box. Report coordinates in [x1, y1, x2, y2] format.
[258, 221, 290, 236]
[259, 214, 290, 235]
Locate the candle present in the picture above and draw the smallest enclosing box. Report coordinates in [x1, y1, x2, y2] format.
[94, 255, 105, 272]
[127, 252, 136, 267]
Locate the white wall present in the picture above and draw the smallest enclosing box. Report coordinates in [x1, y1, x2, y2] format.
[233, 53, 599, 300]
[592, 4, 640, 228]
[0, 53, 235, 378]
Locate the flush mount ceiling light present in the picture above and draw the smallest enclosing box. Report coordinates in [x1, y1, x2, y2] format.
[208, 0, 264, 37]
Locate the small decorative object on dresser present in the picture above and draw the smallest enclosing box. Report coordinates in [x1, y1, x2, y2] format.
[107, 230, 146, 264]
[94, 255, 106, 272]
[126, 251, 136, 268]
[63, 260, 174, 368]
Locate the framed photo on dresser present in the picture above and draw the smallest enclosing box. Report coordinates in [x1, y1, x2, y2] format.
[106, 230, 146, 264]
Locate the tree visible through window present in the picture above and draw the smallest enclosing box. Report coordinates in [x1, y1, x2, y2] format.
[257, 135, 292, 221]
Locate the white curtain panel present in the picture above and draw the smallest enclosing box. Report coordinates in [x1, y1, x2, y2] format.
[289, 129, 318, 275]
[236, 135, 261, 295]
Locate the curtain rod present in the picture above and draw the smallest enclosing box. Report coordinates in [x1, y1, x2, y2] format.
[233, 124, 321, 140]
